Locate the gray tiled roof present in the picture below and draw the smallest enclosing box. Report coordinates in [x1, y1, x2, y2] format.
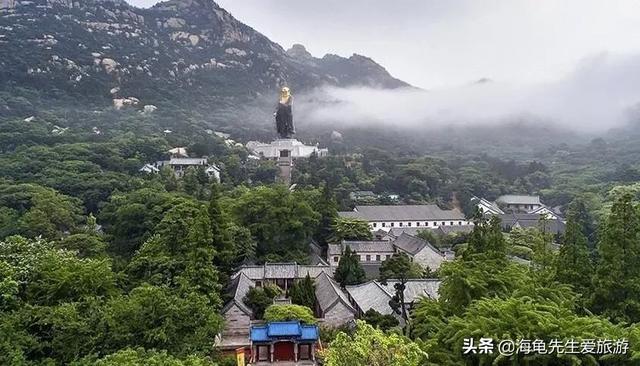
[299, 265, 335, 278]
[379, 279, 442, 302]
[496, 195, 541, 205]
[265, 263, 298, 279]
[341, 241, 395, 253]
[387, 227, 425, 237]
[392, 233, 433, 255]
[222, 272, 255, 316]
[328, 241, 395, 256]
[234, 263, 334, 280]
[498, 213, 566, 234]
[314, 272, 356, 315]
[345, 281, 394, 315]
[339, 205, 465, 221]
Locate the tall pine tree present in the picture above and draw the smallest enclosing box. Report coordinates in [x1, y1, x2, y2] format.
[290, 274, 316, 309]
[334, 246, 366, 287]
[208, 182, 234, 282]
[314, 183, 338, 246]
[556, 200, 593, 296]
[463, 211, 506, 261]
[591, 190, 640, 323]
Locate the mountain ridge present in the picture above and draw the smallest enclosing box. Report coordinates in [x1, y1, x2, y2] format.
[0, 0, 410, 117]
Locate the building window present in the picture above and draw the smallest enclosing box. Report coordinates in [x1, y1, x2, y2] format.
[255, 280, 262, 287]
[408, 222, 412, 227]
[399, 222, 403, 227]
[391, 223, 395, 227]
[417, 222, 421, 226]
[433, 222, 437, 226]
[373, 223, 377, 228]
[376, 255, 381, 261]
[386, 255, 391, 260]
[333, 256, 339, 262]
[450, 221, 454, 226]
[382, 222, 386, 227]
[366, 255, 371, 261]
[458, 221, 462, 225]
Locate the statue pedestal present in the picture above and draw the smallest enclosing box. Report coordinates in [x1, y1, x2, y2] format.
[276, 148, 293, 186]
[245, 138, 329, 186]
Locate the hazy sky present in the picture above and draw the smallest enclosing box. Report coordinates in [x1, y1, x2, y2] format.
[128, 0, 640, 89]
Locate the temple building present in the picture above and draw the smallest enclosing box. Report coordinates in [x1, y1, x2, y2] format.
[328, 233, 447, 276]
[250, 321, 320, 363]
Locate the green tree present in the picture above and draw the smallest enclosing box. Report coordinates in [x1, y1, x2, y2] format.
[416, 296, 629, 366]
[322, 320, 427, 366]
[99, 188, 191, 257]
[462, 213, 506, 260]
[208, 182, 234, 281]
[569, 196, 598, 248]
[334, 246, 366, 287]
[72, 348, 214, 366]
[159, 166, 179, 192]
[438, 257, 530, 315]
[0, 261, 19, 311]
[182, 167, 202, 198]
[263, 304, 316, 324]
[229, 186, 320, 260]
[243, 285, 282, 319]
[227, 223, 256, 266]
[591, 190, 640, 323]
[379, 252, 423, 332]
[127, 202, 220, 305]
[330, 217, 373, 242]
[0, 182, 83, 240]
[0, 236, 116, 306]
[100, 285, 223, 357]
[289, 274, 316, 309]
[315, 183, 339, 246]
[363, 309, 399, 331]
[556, 200, 593, 296]
[57, 234, 107, 258]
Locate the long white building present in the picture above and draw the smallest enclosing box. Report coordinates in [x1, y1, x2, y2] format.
[338, 204, 471, 231]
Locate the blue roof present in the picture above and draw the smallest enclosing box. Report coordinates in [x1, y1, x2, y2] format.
[251, 321, 319, 342]
[268, 321, 302, 337]
[250, 325, 269, 342]
[300, 324, 319, 341]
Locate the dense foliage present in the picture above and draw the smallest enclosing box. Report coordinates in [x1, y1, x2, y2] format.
[263, 304, 316, 325]
[321, 321, 427, 366]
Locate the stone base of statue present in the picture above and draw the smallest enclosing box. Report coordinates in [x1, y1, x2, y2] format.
[276, 148, 293, 186]
[245, 139, 329, 186]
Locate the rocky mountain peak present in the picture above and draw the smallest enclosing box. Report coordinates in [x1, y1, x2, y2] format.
[287, 44, 313, 60]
